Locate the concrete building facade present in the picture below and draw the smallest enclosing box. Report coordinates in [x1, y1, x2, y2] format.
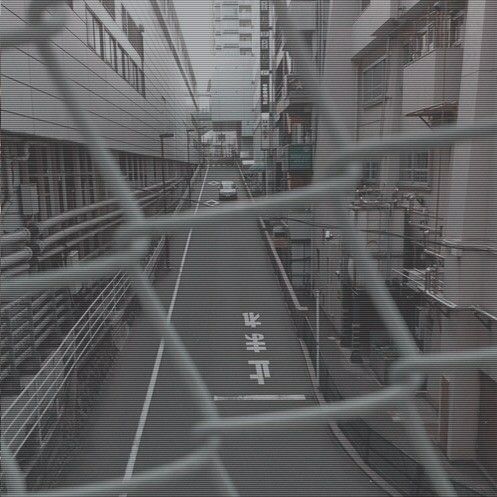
[309, 0, 497, 482]
[211, 0, 260, 57]
[1, 0, 200, 392]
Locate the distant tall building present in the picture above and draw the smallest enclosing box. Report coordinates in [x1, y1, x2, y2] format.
[211, 0, 260, 57]
[209, 0, 260, 160]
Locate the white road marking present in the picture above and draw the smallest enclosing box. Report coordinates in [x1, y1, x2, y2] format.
[208, 180, 219, 186]
[245, 333, 266, 352]
[204, 199, 220, 207]
[121, 166, 210, 496]
[248, 360, 271, 385]
[214, 395, 306, 401]
[243, 312, 261, 328]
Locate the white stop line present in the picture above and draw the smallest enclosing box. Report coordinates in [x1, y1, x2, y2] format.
[214, 395, 306, 401]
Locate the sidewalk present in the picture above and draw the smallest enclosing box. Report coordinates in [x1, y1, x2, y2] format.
[305, 301, 496, 497]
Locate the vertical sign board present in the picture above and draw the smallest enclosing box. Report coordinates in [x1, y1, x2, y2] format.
[260, 0, 271, 150]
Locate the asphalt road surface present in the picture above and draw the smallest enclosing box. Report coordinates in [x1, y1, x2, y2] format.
[59, 166, 385, 496]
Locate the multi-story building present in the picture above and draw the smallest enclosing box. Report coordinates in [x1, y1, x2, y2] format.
[260, 0, 329, 292]
[211, 0, 260, 57]
[310, 0, 497, 482]
[209, 0, 260, 161]
[1, 0, 200, 393]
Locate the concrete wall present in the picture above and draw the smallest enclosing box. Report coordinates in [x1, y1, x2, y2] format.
[352, 0, 398, 57]
[440, 0, 497, 462]
[313, 0, 497, 470]
[402, 47, 463, 116]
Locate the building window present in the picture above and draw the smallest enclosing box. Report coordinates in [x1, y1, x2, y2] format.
[78, 148, 96, 205]
[362, 58, 386, 107]
[362, 160, 380, 182]
[240, 48, 252, 56]
[139, 70, 146, 97]
[127, 14, 144, 60]
[103, 29, 117, 69]
[119, 44, 127, 79]
[240, 33, 252, 42]
[240, 19, 252, 27]
[450, 11, 465, 46]
[400, 152, 430, 185]
[86, 8, 104, 58]
[404, 23, 437, 63]
[100, 0, 115, 18]
[223, 4, 238, 17]
[239, 5, 252, 14]
[419, 23, 436, 54]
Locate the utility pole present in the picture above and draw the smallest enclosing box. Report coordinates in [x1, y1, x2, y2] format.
[315, 288, 321, 384]
[186, 129, 194, 207]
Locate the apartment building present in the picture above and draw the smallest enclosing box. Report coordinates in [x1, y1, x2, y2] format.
[1, 0, 200, 393]
[311, 0, 497, 481]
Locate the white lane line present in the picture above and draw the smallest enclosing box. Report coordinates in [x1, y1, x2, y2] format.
[213, 395, 307, 401]
[121, 166, 210, 495]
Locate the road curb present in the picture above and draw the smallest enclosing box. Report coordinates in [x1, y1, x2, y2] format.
[236, 164, 401, 497]
[297, 337, 402, 497]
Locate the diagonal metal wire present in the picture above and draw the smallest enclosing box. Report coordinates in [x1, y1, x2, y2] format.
[1, 2, 497, 497]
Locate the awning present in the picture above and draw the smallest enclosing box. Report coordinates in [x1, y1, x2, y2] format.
[248, 164, 266, 173]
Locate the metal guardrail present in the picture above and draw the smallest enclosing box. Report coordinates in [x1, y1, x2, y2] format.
[1, 2, 497, 497]
[1, 233, 166, 463]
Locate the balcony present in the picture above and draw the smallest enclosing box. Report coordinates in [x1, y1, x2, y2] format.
[352, 0, 399, 57]
[402, 47, 463, 117]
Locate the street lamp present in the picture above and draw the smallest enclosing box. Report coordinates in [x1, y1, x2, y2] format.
[159, 132, 174, 213]
[186, 128, 197, 207]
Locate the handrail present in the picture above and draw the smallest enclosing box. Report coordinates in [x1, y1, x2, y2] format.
[2, 206, 173, 459]
[36, 180, 180, 233]
[0, 228, 31, 247]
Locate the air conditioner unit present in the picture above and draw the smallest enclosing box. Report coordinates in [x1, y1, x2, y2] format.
[66, 250, 82, 294]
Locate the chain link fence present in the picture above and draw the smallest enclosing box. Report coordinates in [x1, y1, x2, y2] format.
[2, 1, 497, 496]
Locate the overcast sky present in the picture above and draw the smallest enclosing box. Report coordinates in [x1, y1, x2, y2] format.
[173, 0, 214, 99]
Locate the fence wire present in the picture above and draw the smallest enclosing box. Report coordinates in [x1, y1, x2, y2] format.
[1, 1, 497, 497]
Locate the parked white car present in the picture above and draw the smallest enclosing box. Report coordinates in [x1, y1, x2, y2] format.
[218, 181, 238, 200]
